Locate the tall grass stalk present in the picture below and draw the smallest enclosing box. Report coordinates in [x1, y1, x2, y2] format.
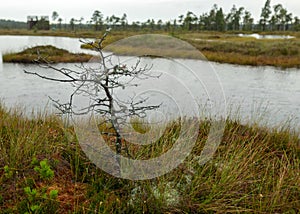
[0, 103, 299, 213]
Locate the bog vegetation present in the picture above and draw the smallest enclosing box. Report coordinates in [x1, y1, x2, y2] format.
[1, 1, 300, 213]
[0, 104, 299, 213]
[3, 31, 300, 67]
[2, 0, 300, 67]
[3, 45, 93, 63]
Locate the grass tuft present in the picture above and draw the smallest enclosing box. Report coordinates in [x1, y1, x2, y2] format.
[2, 45, 93, 63]
[0, 103, 299, 213]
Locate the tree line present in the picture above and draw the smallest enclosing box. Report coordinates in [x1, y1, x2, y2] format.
[174, 1, 299, 31]
[1, 1, 299, 32]
[51, 1, 300, 32]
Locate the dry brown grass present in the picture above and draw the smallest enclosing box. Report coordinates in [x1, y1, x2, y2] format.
[2, 45, 93, 63]
[0, 103, 299, 213]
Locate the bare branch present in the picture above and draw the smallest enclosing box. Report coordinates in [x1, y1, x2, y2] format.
[24, 70, 77, 82]
[24, 29, 161, 158]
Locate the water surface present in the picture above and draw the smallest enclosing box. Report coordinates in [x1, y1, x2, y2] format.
[0, 36, 299, 130]
[238, 33, 295, 39]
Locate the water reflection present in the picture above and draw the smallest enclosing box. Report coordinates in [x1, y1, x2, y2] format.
[238, 33, 295, 39]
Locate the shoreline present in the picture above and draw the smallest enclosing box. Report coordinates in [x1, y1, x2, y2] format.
[2, 45, 93, 63]
[1, 30, 300, 68]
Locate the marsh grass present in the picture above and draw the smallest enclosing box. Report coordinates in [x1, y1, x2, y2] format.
[2, 45, 93, 63]
[0, 29, 146, 39]
[0, 104, 299, 213]
[80, 30, 300, 68]
[81, 34, 205, 60]
[179, 32, 300, 68]
[2, 29, 300, 67]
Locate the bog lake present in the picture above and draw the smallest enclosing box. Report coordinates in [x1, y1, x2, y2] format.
[0, 35, 299, 130]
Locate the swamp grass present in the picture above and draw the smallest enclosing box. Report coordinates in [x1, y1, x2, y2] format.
[0, 29, 144, 39]
[80, 30, 300, 68]
[0, 104, 299, 213]
[2, 45, 93, 63]
[186, 37, 300, 68]
[2, 29, 300, 67]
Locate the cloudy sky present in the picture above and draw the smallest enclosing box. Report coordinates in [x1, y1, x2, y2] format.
[1, 0, 299, 23]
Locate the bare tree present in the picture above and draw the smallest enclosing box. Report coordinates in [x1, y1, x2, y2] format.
[24, 30, 161, 158]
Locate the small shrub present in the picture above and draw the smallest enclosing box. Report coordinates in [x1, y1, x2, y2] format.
[3, 165, 13, 179]
[34, 159, 54, 180]
[49, 189, 58, 200]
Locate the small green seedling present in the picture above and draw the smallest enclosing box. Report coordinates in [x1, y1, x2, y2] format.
[49, 189, 59, 200]
[24, 187, 37, 202]
[34, 159, 54, 180]
[4, 165, 13, 179]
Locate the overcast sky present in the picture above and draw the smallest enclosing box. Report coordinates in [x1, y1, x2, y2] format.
[1, 0, 299, 23]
